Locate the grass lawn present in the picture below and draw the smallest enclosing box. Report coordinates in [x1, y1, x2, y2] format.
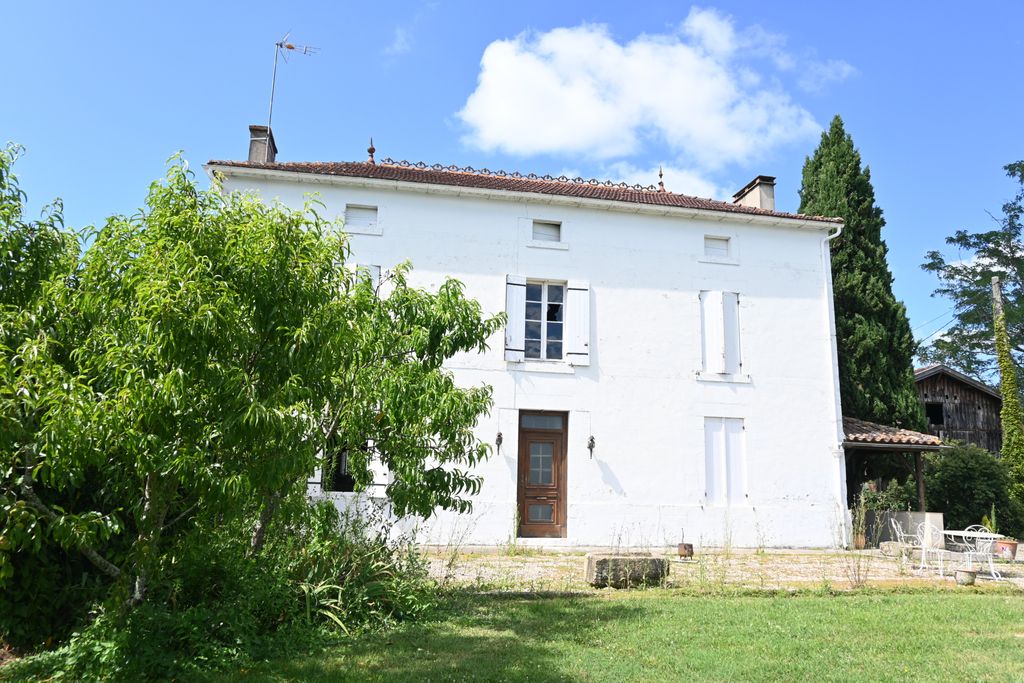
[224, 588, 1024, 682]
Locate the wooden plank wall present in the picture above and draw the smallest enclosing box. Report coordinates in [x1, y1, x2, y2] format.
[916, 374, 1002, 453]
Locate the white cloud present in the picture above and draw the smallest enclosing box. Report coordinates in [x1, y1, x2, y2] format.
[384, 27, 412, 56]
[457, 7, 854, 193]
[798, 59, 856, 93]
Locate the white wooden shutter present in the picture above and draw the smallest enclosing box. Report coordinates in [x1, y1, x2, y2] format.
[700, 291, 726, 374]
[367, 440, 389, 493]
[505, 275, 526, 362]
[725, 418, 746, 504]
[356, 264, 382, 290]
[704, 417, 725, 506]
[723, 292, 741, 374]
[566, 279, 591, 366]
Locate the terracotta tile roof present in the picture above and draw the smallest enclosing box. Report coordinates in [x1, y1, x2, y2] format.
[843, 416, 943, 448]
[206, 158, 842, 225]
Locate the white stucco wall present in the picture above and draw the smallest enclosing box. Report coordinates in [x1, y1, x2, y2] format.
[213, 166, 847, 548]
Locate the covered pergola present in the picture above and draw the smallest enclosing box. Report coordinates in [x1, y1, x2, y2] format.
[842, 416, 945, 512]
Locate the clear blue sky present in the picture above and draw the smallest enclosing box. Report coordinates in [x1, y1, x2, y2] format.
[5, 2, 1022, 346]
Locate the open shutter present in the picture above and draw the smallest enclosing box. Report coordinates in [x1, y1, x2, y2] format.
[356, 264, 382, 290]
[505, 275, 526, 361]
[700, 291, 726, 374]
[722, 292, 740, 374]
[566, 279, 591, 366]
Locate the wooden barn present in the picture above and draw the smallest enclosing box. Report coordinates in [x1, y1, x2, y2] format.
[914, 364, 1002, 453]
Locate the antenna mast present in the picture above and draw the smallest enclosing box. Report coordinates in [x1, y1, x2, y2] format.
[266, 33, 320, 161]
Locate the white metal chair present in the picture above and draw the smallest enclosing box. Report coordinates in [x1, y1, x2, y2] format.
[889, 518, 922, 573]
[915, 522, 948, 577]
[950, 525, 1001, 580]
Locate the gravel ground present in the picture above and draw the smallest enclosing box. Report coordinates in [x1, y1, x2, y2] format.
[425, 546, 1024, 592]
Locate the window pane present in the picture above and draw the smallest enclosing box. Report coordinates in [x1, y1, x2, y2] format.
[547, 284, 564, 303]
[546, 322, 563, 341]
[525, 321, 542, 341]
[528, 504, 553, 522]
[526, 302, 542, 321]
[546, 303, 563, 322]
[529, 442, 554, 484]
[525, 339, 541, 359]
[526, 283, 543, 301]
[521, 414, 563, 430]
[546, 341, 563, 360]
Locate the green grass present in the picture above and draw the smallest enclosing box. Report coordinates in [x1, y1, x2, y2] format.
[221, 588, 1024, 682]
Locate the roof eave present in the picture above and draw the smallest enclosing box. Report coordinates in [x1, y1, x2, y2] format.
[842, 441, 947, 452]
[204, 163, 843, 231]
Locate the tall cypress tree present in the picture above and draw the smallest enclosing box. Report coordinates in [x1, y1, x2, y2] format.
[799, 115, 925, 430]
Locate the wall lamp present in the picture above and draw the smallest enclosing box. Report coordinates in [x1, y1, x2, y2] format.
[587, 435, 596, 458]
[496, 431, 503, 454]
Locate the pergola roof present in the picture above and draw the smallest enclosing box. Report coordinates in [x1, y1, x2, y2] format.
[842, 416, 944, 451]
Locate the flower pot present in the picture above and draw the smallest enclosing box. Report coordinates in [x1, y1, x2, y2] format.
[995, 539, 1018, 561]
[853, 533, 866, 550]
[677, 543, 694, 559]
[955, 569, 977, 586]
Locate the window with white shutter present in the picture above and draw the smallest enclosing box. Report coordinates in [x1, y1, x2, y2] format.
[344, 205, 382, 236]
[532, 220, 561, 242]
[704, 417, 746, 506]
[700, 290, 741, 375]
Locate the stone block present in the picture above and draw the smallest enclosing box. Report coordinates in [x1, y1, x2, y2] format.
[585, 553, 669, 588]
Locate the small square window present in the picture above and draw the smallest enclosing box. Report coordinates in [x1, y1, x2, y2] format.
[344, 205, 380, 235]
[532, 221, 561, 242]
[704, 235, 730, 258]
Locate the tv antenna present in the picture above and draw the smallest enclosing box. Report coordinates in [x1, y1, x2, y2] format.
[266, 32, 319, 141]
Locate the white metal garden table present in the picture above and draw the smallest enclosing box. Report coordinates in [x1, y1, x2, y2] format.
[943, 527, 1004, 580]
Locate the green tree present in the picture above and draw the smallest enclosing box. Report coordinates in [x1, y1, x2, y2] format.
[799, 115, 925, 430]
[993, 281, 1024, 514]
[1, 147, 503, 627]
[920, 161, 1024, 379]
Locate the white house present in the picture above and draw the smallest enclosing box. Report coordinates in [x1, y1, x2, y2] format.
[206, 126, 850, 548]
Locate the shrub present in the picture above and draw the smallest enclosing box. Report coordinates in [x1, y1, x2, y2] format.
[925, 443, 1024, 537]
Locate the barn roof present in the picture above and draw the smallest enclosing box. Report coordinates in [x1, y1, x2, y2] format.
[914, 364, 1002, 401]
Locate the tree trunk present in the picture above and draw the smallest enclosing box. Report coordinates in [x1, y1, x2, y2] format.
[128, 474, 171, 608]
[249, 494, 278, 555]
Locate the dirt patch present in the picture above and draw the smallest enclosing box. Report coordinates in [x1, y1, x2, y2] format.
[425, 547, 1023, 592]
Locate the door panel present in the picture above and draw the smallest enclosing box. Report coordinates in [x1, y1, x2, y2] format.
[518, 413, 567, 538]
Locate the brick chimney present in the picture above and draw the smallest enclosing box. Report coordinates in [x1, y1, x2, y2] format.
[732, 175, 776, 211]
[248, 125, 278, 163]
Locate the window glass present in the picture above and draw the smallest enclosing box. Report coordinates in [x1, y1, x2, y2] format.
[524, 281, 565, 360]
[521, 414, 564, 430]
[529, 442, 553, 484]
[528, 504, 554, 522]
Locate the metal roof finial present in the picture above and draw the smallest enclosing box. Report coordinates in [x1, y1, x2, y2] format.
[367, 137, 376, 164]
[657, 165, 666, 193]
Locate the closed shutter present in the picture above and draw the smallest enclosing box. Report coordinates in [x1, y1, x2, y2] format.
[344, 205, 378, 234]
[704, 417, 725, 505]
[700, 291, 726, 374]
[356, 264, 382, 290]
[566, 279, 591, 366]
[723, 292, 741, 374]
[725, 418, 746, 504]
[505, 275, 526, 361]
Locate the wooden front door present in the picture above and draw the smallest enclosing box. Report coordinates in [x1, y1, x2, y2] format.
[517, 411, 568, 538]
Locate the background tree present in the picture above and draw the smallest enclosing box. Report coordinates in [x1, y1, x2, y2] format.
[924, 443, 1023, 535]
[993, 278, 1024, 518]
[920, 161, 1024, 379]
[1, 148, 503, 650]
[799, 115, 925, 430]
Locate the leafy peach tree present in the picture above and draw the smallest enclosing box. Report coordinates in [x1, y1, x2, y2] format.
[0, 146, 504, 615]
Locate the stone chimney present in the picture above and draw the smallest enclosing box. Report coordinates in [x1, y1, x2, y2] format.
[732, 175, 776, 211]
[248, 125, 278, 163]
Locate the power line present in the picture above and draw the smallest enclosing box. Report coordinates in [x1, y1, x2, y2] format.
[912, 307, 956, 333]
